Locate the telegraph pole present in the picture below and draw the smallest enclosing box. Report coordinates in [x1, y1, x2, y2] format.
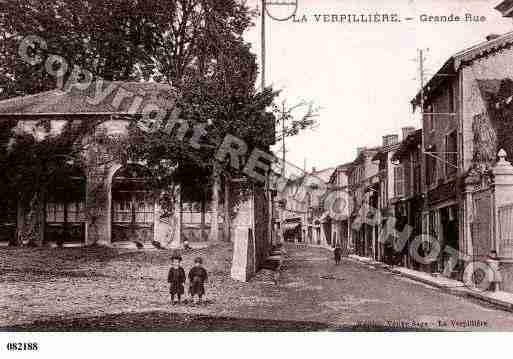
[261, 0, 266, 91]
[261, 0, 275, 245]
[282, 102, 286, 177]
[418, 48, 431, 253]
[419, 49, 426, 196]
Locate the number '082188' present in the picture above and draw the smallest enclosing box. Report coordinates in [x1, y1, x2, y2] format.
[6, 342, 39, 351]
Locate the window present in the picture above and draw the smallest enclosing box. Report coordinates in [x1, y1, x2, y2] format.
[448, 86, 455, 114]
[445, 130, 457, 177]
[422, 213, 429, 235]
[394, 166, 405, 198]
[404, 158, 411, 197]
[426, 145, 437, 187]
[351, 167, 363, 186]
[412, 150, 421, 194]
[46, 203, 65, 223]
[66, 202, 86, 222]
[381, 182, 387, 207]
[113, 194, 154, 224]
[429, 211, 439, 239]
[113, 198, 132, 223]
[46, 202, 85, 223]
[424, 104, 433, 132]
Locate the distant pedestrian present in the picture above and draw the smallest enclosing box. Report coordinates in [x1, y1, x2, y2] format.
[334, 245, 342, 265]
[56, 227, 65, 247]
[273, 244, 287, 285]
[188, 257, 208, 304]
[168, 252, 186, 305]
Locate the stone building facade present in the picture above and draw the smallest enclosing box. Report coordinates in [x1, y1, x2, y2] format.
[373, 129, 415, 263]
[0, 81, 271, 282]
[0, 82, 179, 249]
[277, 166, 336, 247]
[390, 129, 424, 269]
[410, 31, 513, 282]
[347, 147, 381, 259]
[326, 163, 351, 254]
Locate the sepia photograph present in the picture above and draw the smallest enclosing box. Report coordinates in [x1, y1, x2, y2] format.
[3, 0, 513, 355]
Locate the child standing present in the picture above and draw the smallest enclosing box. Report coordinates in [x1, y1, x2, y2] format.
[168, 253, 186, 305]
[188, 257, 208, 304]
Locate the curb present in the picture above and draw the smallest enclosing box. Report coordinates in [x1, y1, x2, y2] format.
[348, 254, 513, 313]
[465, 291, 513, 312]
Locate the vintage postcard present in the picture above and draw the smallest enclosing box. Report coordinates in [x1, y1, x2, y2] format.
[2, 0, 513, 356]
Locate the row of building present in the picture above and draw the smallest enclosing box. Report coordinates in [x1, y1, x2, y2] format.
[278, 4, 513, 292]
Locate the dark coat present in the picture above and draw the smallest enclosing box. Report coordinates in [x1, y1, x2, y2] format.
[334, 247, 342, 259]
[188, 266, 208, 296]
[168, 267, 186, 295]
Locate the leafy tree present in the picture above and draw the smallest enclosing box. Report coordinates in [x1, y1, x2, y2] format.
[0, 0, 317, 244]
[0, 0, 255, 96]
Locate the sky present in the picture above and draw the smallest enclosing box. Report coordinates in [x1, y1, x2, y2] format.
[243, 0, 513, 172]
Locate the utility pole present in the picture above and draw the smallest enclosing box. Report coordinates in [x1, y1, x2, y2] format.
[282, 102, 286, 177]
[261, 0, 266, 91]
[261, 0, 274, 246]
[418, 48, 430, 256]
[419, 49, 426, 197]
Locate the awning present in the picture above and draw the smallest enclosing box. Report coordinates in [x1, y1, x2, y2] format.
[283, 222, 301, 231]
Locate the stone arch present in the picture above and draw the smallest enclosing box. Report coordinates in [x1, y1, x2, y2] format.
[45, 163, 87, 247]
[110, 163, 156, 246]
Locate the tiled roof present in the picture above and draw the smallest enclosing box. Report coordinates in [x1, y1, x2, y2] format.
[372, 142, 402, 161]
[412, 31, 513, 109]
[285, 167, 335, 189]
[336, 162, 353, 170]
[310, 167, 335, 183]
[392, 129, 422, 161]
[351, 146, 381, 166]
[454, 31, 513, 69]
[0, 81, 175, 115]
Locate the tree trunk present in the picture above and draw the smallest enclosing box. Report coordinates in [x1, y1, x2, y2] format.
[223, 175, 231, 242]
[177, 185, 183, 247]
[15, 195, 24, 247]
[36, 188, 46, 247]
[209, 163, 220, 242]
[20, 192, 43, 247]
[200, 189, 206, 241]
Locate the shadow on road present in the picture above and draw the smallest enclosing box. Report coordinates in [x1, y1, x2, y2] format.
[0, 311, 331, 332]
[0, 311, 445, 332]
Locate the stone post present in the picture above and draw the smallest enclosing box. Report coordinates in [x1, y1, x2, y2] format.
[230, 189, 256, 282]
[462, 170, 480, 258]
[85, 163, 116, 246]
[170, 184, 182, 249]
[492, 149, 513, 257]
[491, 149, 513, 292]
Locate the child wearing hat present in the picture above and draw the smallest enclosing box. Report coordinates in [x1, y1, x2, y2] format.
[188, 257, 208, 304]
[168, 252, 186, 305]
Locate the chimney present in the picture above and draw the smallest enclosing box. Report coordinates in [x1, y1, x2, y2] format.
[382, 134, 399, 147]
[486, 34, 501, 41]
[402, 126, 415, 140]
[311, 166, 316, 173]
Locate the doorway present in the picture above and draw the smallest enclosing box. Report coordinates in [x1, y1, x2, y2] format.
[441, 206, 459, 278]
